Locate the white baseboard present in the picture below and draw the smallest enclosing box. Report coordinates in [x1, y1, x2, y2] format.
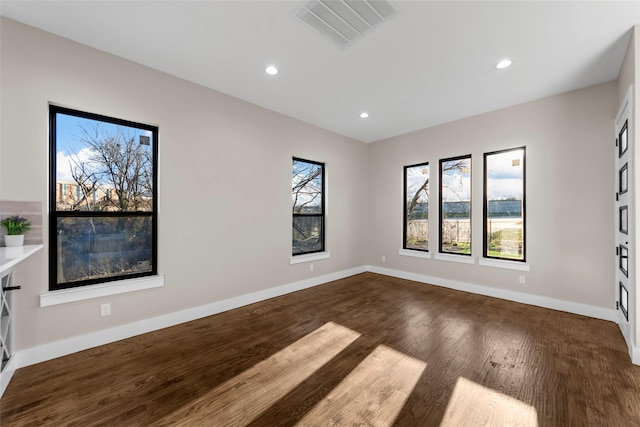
[632, 347, 640, 365]
[367, 265, 616, 322]
[0, 360, 16, 397]
[3, 263, 621, 399]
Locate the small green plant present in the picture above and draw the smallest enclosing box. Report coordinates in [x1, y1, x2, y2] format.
[1, 215, 32, 235]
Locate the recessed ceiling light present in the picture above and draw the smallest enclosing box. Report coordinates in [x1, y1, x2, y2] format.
[360, 112, 369, 119]
[265, 65, 278, 75]
[495, 59, 512, 70]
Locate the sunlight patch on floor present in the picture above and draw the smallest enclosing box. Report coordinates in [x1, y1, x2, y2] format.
[160, 321, 360, 425]
[295, 345, 427, 427]
[440, 377, 538, 427]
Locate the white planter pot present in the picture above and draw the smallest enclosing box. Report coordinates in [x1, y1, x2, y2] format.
[4, 235, 24, 247]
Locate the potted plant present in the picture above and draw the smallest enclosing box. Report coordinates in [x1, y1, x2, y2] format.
[1, 215, 31, 247]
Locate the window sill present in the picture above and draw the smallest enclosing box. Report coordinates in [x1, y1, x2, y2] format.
[40, 275, 165, 307]
[290, 251, 330, 264]
[434, 253, 475, 264]
[398, 249, 431, 259]
[479, 258, 530, 271]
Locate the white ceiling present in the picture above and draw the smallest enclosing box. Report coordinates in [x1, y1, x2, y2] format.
[1, 1, 639, 143]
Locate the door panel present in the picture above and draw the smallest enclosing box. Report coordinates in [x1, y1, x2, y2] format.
[615, 88, 633, 349]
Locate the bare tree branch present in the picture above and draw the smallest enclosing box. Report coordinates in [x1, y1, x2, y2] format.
[74, 124, 153, 213]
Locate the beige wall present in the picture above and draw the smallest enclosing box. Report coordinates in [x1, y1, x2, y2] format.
[367, 81, 617, 308]
[0, 18, 369, 349]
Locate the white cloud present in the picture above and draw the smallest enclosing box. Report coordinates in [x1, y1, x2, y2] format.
[487, 178, 523, 200]
[486, 149, 524, 199]
[56, 147, 98, 182]
[441, 173, 471, 202]
[406, 165, 429, 200]
[486, 149, 524, 180]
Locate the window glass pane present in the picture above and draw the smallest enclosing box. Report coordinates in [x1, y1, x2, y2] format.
[55, 112, 154, 212]
[620, 282, 629, 320]
[292, 158, 325, 256]
[440, 157, 471, 254]
[619, 163, 628, 195]
[619, 120, 628, 158]
[485, 148, 525, 260]
[292, 159, 323, 214]
[620, 206, 628, 234]
[620, 244, 628, 277]
[56, 216, 153, 284]
[292, 216, 323, 255]
[50, 106, 158, 290]
[404, 163, 429, 251]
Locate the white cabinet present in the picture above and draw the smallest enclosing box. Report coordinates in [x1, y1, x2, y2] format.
[0, 245, 43, 372]
[1, 271, 19, 371]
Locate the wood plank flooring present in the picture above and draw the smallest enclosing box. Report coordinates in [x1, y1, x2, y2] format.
[2, 272, 640, 426]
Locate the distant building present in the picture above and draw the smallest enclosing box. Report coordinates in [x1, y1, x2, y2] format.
[56, 181, 118, 211]
[408, 200, 523, 219]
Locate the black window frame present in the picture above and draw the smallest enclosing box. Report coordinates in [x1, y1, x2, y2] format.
[49, 105, 158, 291]
[619, 163, 628, 195]
[619, 244, 629, 277]
[403, 162, 430, 252]
[619, 119, 628, 158]
[292, 157, 325, 256]
[620, 281, 629, 321]
[439, 155, 472, 256]
[483, 146, 526, 262]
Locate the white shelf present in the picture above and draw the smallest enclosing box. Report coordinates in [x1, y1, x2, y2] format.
[0, 245, 44, 276]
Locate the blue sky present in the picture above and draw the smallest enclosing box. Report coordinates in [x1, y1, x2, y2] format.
[56, 112, 153, 183]
[292, 160, 323, 209]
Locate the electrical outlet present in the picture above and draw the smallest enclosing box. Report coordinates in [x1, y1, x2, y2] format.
[310, 264, 314, 272]
[382, 255, 386, 262]
[100, 303, 111, 317]
[519, 276, 526, 285]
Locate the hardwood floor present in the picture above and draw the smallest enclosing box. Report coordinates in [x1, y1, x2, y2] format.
[2, 272, 640, 426]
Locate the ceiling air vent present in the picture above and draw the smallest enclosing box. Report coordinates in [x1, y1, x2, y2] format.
[293, 0, 401, 50]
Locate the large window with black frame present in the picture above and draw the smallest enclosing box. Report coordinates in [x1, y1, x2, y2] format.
[404, 162, 430, 251]
[292, 157, 325, 256]
[49, 105, 158, 290]
[440, 155, 472, 255]
[483, 147, 526, 261]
